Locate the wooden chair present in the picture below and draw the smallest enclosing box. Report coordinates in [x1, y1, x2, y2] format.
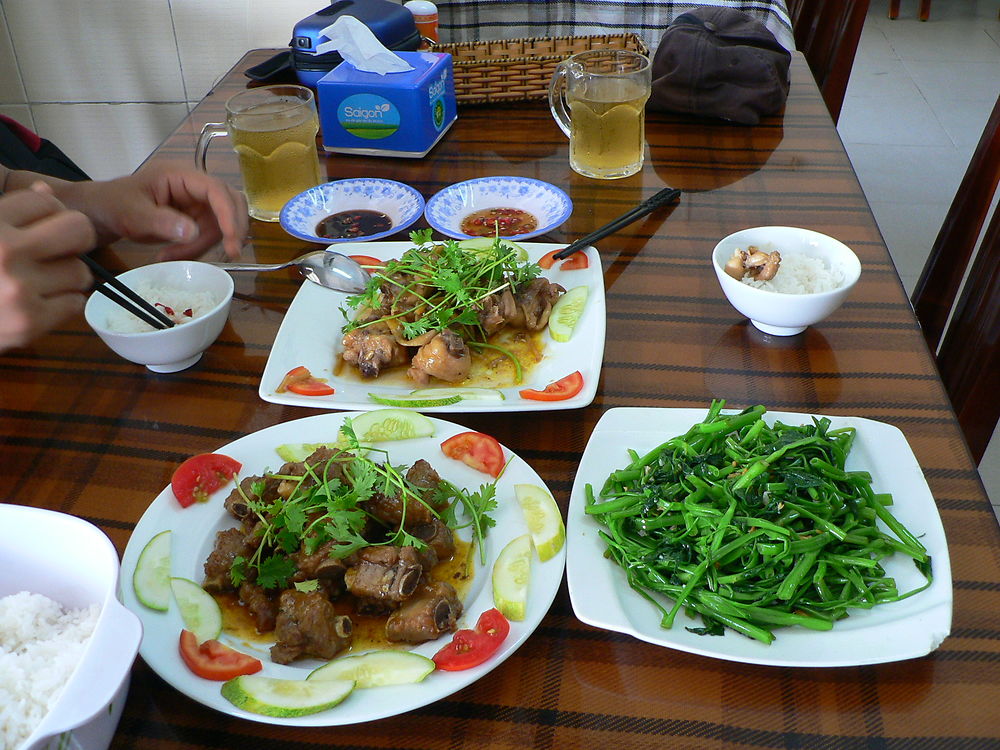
[784, 0, 871, 123]
[911, 92, 1000, 464]
[889, 0, 931, 21]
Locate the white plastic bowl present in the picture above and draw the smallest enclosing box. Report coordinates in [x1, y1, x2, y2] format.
[84, 260, 234, 373]
[712, 226, 862, 336]
[279, 178, 424, 243]
[424, 176, 573, 241]
[0, 505, 142, 750]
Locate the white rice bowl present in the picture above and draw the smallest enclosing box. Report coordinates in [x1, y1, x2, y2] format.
[104, 280, 219, 333]
[0, 592, 100, 749]
[0, 505, 142, 750]
[712, 226, 861, 336]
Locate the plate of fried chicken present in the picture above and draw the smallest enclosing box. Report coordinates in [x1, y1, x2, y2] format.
[120, 411, 566, 725]
[258, 239, 605, 412]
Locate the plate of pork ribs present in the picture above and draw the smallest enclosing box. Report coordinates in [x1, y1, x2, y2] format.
[120, 411, 566, 726]
[258, 238, 605, 412]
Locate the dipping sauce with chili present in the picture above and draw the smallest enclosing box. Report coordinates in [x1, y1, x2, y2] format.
[460, 207, 538, 237]
[316, 209, 393, 239]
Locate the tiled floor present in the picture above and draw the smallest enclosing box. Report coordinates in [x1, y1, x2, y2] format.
[836, 0, 1000, 521]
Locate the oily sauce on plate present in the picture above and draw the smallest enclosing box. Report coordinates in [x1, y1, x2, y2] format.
[460, 207, 538, 237]
[333, 328, 546, 389]
[316, 209, 393, 239]
[214, 537, 474, 656]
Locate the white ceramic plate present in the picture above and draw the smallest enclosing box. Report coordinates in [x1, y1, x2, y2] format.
[279, 179, 424, 244]
[258, 241, 604, 412]
[424, 176, 573, 241]
[567, 407, 953, 668]
[120, 412, 566, 726]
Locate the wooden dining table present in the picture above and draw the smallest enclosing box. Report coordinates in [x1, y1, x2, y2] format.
[3, 48, 999, 748]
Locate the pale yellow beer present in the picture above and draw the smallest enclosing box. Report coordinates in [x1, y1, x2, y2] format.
[230, 103, 322, 222]
[549, 50, 652, 180]
[197, 85, 323, 222]
[567, 78, 648, 180]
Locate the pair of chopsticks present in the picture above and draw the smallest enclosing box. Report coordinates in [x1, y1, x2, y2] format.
[551, 186, 682, 260]
[82, 255, 175, 330]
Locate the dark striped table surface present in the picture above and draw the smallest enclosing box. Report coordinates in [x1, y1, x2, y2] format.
[2, 50, 997, 748]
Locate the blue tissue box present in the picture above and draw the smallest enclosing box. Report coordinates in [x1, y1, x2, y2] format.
[316, 51, 457, 158]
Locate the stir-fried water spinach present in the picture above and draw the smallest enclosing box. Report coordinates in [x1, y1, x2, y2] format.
[585, 401, 933, 645]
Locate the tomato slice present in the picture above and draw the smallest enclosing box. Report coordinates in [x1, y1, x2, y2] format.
[276, 365, 334, 396]
[433, 608, 510, 671]
[440, 431, 505, 478]
[348, 254, 385, 272]
[171, 453, 242, 508]
[287, 380, 335, 396]
[178, 629, 262, 681]
[519, 371, 584, 402]
[537, 249, 589, 271]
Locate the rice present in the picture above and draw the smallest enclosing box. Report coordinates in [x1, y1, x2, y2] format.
[0, 592, 100, 750]
[104, 280, 218, 333]
[740, 253, 844, 294]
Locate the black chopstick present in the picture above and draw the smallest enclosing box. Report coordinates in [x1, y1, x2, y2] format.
[82, 255, 175, 330]
[552, 187, 682, 260]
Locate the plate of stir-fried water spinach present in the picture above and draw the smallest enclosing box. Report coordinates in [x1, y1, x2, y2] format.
[567, 402, 952, 667]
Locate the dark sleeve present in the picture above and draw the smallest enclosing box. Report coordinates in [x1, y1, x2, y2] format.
[0, 116, 90, 182]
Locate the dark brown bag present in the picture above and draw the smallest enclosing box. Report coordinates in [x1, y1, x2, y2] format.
[647, 8, 791, 125]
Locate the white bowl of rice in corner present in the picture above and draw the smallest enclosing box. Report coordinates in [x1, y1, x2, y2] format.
[84, 260, 234, 373]
[712, 226, 861, 336]
[0, 505, 142, 750]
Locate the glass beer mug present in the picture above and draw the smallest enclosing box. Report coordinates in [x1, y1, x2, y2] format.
[548, 50, 652, 180]
[196, 85, 323, 222]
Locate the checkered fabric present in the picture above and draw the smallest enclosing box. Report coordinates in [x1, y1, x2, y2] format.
[436, 0, 795, 53]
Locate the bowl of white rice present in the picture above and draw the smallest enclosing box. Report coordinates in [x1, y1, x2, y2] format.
[0, 505, 142, 750]
[84, 260, 234, 373]
[712, 226, 862, 336]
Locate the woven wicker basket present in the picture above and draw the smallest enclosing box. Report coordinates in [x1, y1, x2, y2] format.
[433, 33, 649, 105]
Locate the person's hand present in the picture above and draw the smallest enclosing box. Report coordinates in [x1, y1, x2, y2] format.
[0, 185, 96, 351]
[61, 160, 248, 260]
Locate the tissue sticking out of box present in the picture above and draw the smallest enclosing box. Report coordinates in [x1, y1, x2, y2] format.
[316, 16, 414, 75]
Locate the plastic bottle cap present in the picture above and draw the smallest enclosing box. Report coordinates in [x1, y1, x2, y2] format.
[404, 0, 437, 16]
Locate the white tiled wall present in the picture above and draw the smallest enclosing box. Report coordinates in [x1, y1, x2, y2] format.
[0, 0, 332, 179]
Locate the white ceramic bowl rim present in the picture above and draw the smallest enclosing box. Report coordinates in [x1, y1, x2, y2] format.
[424, 175, 574, 241]
[279, 178, 425, 244]
[713, 226, 862, 297]
[86, 262, 234, 337]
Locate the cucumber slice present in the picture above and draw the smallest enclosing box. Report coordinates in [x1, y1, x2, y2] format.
[492, 534, 533, 622]
[514, 484, 566, 562]
[347, 409, 435, 442]
[170, 577, 223, 643]
[275, 442, 335, 463]
[369, 393, 462, 408]
[409, 387, 505, 402]
[307, 650, 435, 688]
[456, 237, 529, 261]
[133, 530, 171, 611]
[548, 285, 589, 343]
[221, 675, 356, 718]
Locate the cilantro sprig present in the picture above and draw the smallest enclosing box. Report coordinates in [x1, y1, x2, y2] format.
[229, 419, 498, 589]
[341, 230, 541, 344]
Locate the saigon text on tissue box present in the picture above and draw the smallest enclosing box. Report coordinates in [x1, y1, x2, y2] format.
[317, 51, 457, 158]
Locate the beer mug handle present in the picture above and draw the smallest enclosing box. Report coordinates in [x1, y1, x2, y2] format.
[548, 63, 572, 139]
[195, 122, 227, 171]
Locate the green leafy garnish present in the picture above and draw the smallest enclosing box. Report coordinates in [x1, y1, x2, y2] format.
[340, 235, 541, 345]
[230, 418, 498, 589]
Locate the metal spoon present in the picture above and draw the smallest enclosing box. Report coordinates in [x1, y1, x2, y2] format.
[210, 251, 370, 293]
